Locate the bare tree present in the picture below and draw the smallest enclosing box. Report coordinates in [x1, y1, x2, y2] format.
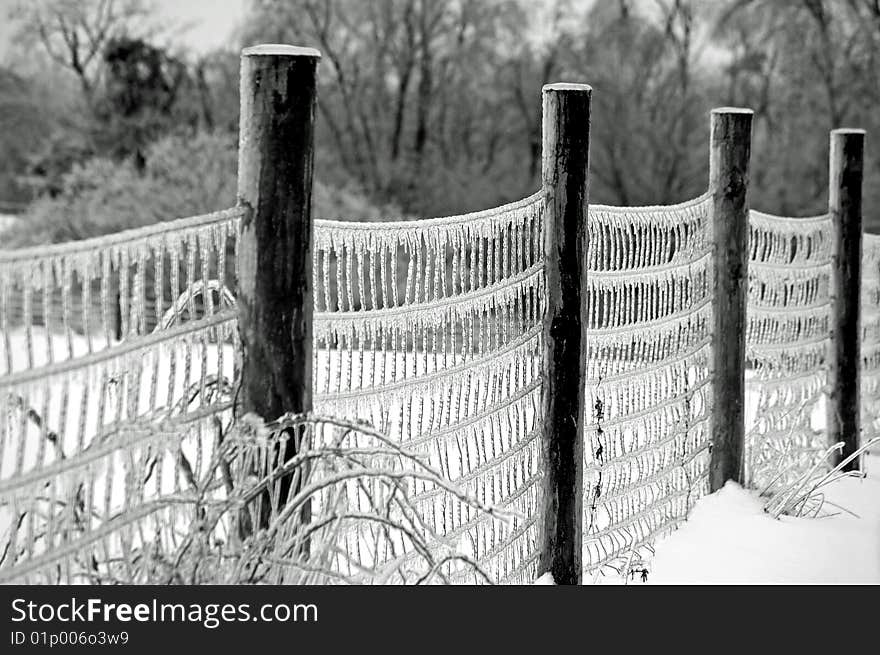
[11, 0, 153, 106]
[246, 0, 529, 215]
[568, 0, 705, 205]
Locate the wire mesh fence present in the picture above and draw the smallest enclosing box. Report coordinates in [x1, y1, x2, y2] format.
[2, 180, 872, 584]
[0, 50, 874, 584]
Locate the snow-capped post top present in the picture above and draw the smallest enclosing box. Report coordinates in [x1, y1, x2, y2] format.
[241, 44, 322, 59]
[710, 106, 754, 114]
[542, 82, 592, 94]
[539, 80, 591, 585]
[708, 106, 753, 492]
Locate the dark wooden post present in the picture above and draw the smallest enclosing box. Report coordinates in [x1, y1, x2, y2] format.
[237, 45, 320, 526]
[237, 43, 319, 421]
[708, 107, 753, 492]
[539, 83, 591, 585]
[828, 128, 865, 472]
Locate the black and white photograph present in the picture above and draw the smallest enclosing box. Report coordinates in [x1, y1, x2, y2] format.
[0, 0, 878, 622]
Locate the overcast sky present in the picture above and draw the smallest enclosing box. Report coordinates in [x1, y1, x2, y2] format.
[0, 0, 247, 62]
[0, 0, 727, 71]
[149, 0, 247, 53]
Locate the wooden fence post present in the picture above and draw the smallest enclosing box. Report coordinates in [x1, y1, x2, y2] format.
[539, 83, 591, 585]
[708, 107, 753, 492]
[828, 128, 865, 472]
[236, 45, 320, 523]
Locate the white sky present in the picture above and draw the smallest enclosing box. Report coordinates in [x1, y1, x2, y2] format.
[0, 0, 247, 62]
[0, 1, 728, 71]
[150, 0, 247, 53]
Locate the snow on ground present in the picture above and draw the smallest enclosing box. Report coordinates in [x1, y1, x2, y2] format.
[645, 454, 880, 584]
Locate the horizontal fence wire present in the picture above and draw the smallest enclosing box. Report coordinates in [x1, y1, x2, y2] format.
[745, 210, 833, 492]
[583, 192, 714, 578]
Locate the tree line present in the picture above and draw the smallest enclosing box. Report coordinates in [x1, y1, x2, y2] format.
[2, 0, 879, 244]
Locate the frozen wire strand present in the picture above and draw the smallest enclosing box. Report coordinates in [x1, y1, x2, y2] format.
[750, 259, 832, 272]
[746, 367, 826, 390]
[748, 208, 831, 229]
[589, 336, 712, 383]
[589, 250, 712, 282]
[0, 405, 231, 495]
[588, 443, 710, 508]
[448, 511, 540, 579]
[585, 414, 711, 473]
[583, 508, 692, 573]
[313, 324, 541, 402]
[591, 378, 712, 429]
[0, 309, 237, 390]
[748, 301, 831, 315]
[0, 207, 245, 263]
[589, 191, 712, 217]
[314, 190, 542, 232]
[313, 262, 543, 324]
[588, 296, 712, 338]
[393, 379, 541, 448]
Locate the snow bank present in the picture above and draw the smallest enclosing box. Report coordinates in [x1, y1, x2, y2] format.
[647, 454, 880, 584]
[533, 572, 555, 585]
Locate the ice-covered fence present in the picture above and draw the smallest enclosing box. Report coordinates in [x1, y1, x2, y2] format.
[0, 207, 242, 375]
[0, 218, 243, 578]
[862, 233, 880, 443]
[744, 211, 833, 491]
[0, 311, 239, 583]
[0, 44, 549, 584]
[311, 195, 545, 583]
[0, 193, 547, 583]
[582, 195, 714, 575]
[743, 128, 868, 486]
[0, 207, 243, 583]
